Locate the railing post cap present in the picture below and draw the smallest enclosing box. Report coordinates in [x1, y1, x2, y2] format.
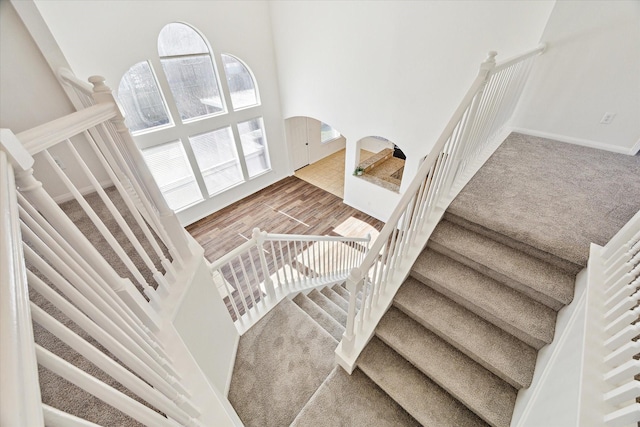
[483, 51, 498, 63]
[348, 267, 363, 281]
[88, 75, 110, 92]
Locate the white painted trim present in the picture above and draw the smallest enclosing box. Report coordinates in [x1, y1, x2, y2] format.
[52, 179, 113, 204]
[513, 270, 587, 427]
[224, 333, 240, 397]
[512, 127, 634, 155]
[630, 137, 640, 156]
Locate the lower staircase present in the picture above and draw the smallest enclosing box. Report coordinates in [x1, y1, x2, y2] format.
[282, 211, 578, 426]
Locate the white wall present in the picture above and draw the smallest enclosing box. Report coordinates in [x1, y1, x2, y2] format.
[32, 0, 290, 225]
[172, 259, 239, 397]
[0, 0, 112, 201]
[270, 0, 554, 220]
[0, 1, 74, 133]
[359, 137, 393, 155]
[514, 0, 640, 155]
[511, 268, 587, 427]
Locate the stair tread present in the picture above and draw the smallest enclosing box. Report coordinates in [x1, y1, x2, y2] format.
[321, 287, 349, 312]
[332, 284, 351, 301]
[430, 220, 574, 309]
[359, 337, 489, 427]
[377, 307, 516, 427]
[292, 294, 343, 342]
[394, 277, 537, 389]
[443, 212, 583, 275]
[412, 249, 556, 349]
[308, 289, 347, 325]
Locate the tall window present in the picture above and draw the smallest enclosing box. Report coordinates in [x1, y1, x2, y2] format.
[117, 23, 270, 211]
[320, 122, 341, 143]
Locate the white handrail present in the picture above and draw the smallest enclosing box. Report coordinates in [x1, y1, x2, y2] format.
[0, 150, 44, 426]
[211, 228, 372, 333]
[337, 44, 546, 372]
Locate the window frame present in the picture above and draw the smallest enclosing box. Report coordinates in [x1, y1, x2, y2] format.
[320, 122, 341, 144]
[116, 22, 271, 213]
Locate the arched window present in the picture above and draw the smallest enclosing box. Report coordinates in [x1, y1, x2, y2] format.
[116, 23, 270, 212]
[158, 23, 225, 121]
[118, 61, 170, 133]
[221, 54, 259, 110]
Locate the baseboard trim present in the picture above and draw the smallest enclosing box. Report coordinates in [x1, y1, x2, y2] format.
[52, 179, 113, 204]
[512, 128, 636, 155]
[630, 137, 640, 156]
[225, 333, 240, 397]
[512, 268, 588, 427]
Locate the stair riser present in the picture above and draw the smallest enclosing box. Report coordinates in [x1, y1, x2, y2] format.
[410, 272, 548, 350]
[308, 290, 347, 325]
[292, 294, 344, 342]
[375, 333, 503, 427]
[428, 240, 565, 311]
[393, 299, 530, 389]
[444, 212, 582, 275]
[321, 288, 349, 312]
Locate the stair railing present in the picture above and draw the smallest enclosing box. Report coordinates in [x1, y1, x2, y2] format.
[336, 44, 546, 372]
[581, 210, 640, 426]
[1, 132, 208, 426]
[58, 70, 196, 269]
[211, 228, 371, 334]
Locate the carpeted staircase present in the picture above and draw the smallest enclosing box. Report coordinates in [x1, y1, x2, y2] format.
[282, 210, 578, 427]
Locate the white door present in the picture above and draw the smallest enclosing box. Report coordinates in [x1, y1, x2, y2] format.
[287, 117, 309, 170]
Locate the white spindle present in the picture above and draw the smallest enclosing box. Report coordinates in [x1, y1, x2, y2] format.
[25, 267, 182, 383]
[606, 306, 640, 336]
[0, 148, 44, 427]
[605, 341, 640, 367]
[93, 122, 185, 269]
[17, 198, 160, 348]
[68, 136, 174, 289]
[35, 345, 180, 427]
[15, 165, 161, 329]
[31, 303, 199, 423]
[604, 359, 640, 386]
[605, 323, 640, 350]
[42, 404, 102, 427]
[605, 403, 640, 427]
[20, 220, 162, 353]
[335, 45, 547, 371]
[42, 149, 161, 302]
[604, 382, 640, 406]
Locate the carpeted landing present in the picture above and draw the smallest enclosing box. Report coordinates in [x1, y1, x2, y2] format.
[229, 133, 640, 427]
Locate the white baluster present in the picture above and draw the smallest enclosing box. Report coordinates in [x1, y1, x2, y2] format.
[0, 146, 44, 427]
[31, 304, 200, 422]
[89, 76, 195, 264]
[254, 228, 275, 299]
[35, 346, 181, 427]
[14, 166, 161, 330]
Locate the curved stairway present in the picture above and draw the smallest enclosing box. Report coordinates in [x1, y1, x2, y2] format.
[292, 215, 577, 427]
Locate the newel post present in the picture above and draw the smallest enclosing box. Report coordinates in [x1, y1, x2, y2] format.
[253, 228, 276, 300]
[88, 76, 195, 264]
[341, 267, 364, 354]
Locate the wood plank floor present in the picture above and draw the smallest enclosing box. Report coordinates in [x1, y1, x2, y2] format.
[186, 176, 385, 320]
[186, 176, 384, 262]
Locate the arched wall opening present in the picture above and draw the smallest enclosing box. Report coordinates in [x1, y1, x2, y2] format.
[354, 136, 406, 193]
[285, 116, 347, 198]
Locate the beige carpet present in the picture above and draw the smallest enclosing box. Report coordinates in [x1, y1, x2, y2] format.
[228, 298, 337, 427]
[448, 132, 640, 267]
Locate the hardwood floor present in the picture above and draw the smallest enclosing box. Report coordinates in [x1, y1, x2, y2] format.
[187, 176, 384, 262]
[186, 176, 385, 320]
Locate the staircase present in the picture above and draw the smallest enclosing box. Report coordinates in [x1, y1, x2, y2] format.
[289, 211, 578, 427]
